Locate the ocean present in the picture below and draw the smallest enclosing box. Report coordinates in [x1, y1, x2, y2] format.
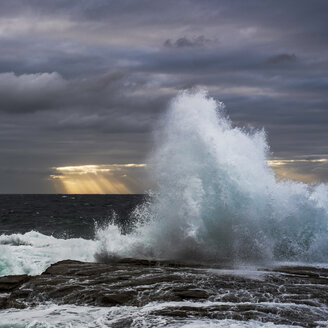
[0, 194, 144, 277]
[1, 92, 328, 327]
[1, 194, 328, 327]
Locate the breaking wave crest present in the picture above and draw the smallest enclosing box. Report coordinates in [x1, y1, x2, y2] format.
[96, 90, 328, 264]
[0, 231, 96, 276]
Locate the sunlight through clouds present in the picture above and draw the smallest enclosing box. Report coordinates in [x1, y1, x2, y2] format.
[49, 159, 328, 194]
[268, 158, 328, 183]
[50, 164, 147, 194]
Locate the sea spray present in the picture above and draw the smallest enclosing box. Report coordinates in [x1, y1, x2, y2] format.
[96, 90, 328, 264]
[0, 231, 97, 276]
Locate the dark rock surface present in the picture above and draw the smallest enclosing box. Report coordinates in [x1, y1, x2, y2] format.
[0, 259, 328, 327]
[0, 274, 29, 292]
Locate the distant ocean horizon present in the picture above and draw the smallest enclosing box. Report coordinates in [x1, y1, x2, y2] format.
[0, 194, 144, 241]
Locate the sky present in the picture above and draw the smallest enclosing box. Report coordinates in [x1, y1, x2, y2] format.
[0, 0, 327, 193]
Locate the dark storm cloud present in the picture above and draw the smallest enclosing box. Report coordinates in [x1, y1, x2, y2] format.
[0, 0, 327, 192]
[0, 70, 170, 138]
[163, 36, 210, 49]
[267, 54, 297, 65]
[0, 72, 66, 113]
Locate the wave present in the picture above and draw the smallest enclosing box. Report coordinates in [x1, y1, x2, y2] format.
[96, 90, 328, 264]
[0, 231, 96, 276]
[2, 91, 327, 277]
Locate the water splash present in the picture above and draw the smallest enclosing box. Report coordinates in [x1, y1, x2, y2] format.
[0, 231, 96, 276]
[96, 90, 328, 264]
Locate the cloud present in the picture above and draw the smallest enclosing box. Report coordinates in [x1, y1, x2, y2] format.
[268, 157, 328, 183]
[0, 71, 143, 114]
[50, 164, 148, 194]
[267, 54, 297, 64]
[0, 0, 327, 192]
[0, 72, 66, 113]
[163, 36, 210, 49]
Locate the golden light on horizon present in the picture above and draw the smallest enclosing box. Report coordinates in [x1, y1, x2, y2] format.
[268, 158, 328, 183]
[268, 158, 328, 167]
[49, 158, 327, 193]
[50, 164, 147, 194]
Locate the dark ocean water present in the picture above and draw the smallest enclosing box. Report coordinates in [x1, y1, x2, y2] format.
[0, 194, 144, 239]
[1, 194, 328, 327]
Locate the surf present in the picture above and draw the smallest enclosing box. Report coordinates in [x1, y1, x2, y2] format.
[96, 90, 328, 264]
[0, 231, 96, 276]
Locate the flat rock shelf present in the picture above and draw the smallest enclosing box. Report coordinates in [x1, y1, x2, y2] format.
[0, 259, 328, 327]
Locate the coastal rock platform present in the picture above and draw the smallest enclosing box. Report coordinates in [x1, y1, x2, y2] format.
[0, 259, 328, 327]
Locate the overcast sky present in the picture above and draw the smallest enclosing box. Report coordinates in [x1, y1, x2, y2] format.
[0, 0, 327, 193]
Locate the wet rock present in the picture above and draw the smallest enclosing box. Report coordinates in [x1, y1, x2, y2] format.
[0, 297, 7, 309]
[0, 260, 328, 327]
[42, 259, 85, 275]
[0, 295, 26, 310]
[97, 291, 136, 306]
[0, 274, 30, 292]
[173, 288, 208, 299]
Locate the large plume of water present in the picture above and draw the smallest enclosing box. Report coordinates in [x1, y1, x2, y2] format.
[96, 91, 328, 264]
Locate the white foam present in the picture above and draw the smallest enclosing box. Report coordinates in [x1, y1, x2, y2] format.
[206, 267, 269, 281]
[0, 231, 97, 276]
[96, 90, 328, 264]
[0, 303, 306, 328]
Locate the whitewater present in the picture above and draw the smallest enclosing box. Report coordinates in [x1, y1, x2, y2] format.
[1, 91, 328, 277]
[96, 90, 328, 264]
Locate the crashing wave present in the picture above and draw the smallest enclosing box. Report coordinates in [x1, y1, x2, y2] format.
[96, 91, 328, 264]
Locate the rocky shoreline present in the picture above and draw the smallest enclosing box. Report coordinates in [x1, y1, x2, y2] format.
[1, 259, 328, 327]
